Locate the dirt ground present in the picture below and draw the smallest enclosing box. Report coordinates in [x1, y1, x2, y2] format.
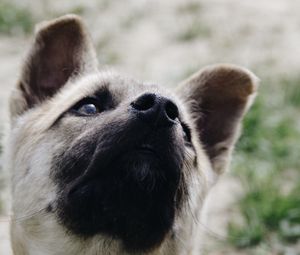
[1, 0, 300, 254]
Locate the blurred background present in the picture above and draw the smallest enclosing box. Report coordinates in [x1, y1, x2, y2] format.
[0, 0, 300, 254]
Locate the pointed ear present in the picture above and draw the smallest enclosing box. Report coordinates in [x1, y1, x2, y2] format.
[10, 14, 98, 118]
[177, 64, 259, 174]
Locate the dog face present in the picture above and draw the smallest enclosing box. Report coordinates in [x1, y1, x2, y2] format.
[7, 15, 258, 254]
[50, 76, 193, 252]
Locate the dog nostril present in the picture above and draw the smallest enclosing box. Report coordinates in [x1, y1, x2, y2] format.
[165, 101, 179, 121]
[131, 93, 179, 126]
[131, 93, 156, 111]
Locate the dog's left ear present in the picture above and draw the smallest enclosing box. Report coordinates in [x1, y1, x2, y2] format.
[177, 64, 259, 174]
[10, 14, 98, 118]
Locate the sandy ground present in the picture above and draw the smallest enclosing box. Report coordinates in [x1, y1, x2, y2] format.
[1, 0, 300, 254]
[0, 217, 11, 254]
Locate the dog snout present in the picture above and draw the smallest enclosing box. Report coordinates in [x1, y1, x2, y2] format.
[130, 93, 179, 127]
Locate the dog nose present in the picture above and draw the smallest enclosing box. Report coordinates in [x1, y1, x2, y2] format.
[131, 93, 179, 126]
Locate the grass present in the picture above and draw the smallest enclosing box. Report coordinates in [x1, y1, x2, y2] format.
[176, 2, 211, 42]
[69, 6, 86, 16]
[121, 11, 145, 29]
[228, 178, 300, 248]
[177, 2, 203, 15]
[0, 1, 34, 35]
[283, 76, 300, 108]
[227, 75, 300, 251]
[177, 22, 211, 42]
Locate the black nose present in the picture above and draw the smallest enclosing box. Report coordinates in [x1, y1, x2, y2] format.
[131, 93, 179, 127]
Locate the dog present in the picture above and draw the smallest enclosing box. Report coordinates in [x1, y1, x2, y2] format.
[5, 15, 258, 255]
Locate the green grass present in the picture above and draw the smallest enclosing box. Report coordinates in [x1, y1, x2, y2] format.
[177, 22, 211, 42]
[0, 1, 34, 35]
[121, 11, 145, 29]
[177, 2, 203, 15]
[227, 76, 300, 251]
[282, 76, 300, 108]
[228, 178, 300, 248]
[176, 2, 210, 42]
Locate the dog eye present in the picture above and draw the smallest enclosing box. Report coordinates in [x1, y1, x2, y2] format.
[77, 104, 98, 115]
[71, 97, 101, 116]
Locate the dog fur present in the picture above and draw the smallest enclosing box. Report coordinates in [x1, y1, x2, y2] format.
[5, 15, 259, 255]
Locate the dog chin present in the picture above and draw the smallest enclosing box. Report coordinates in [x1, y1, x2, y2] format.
[56, 149, 182, 252]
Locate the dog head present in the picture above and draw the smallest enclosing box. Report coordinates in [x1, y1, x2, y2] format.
[7, 15, 258, 254]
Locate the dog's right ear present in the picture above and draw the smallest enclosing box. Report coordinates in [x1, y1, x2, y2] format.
[10, 14, 98, 119]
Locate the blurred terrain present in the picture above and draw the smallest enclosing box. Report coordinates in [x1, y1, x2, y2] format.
[0, 0, 300, 254]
